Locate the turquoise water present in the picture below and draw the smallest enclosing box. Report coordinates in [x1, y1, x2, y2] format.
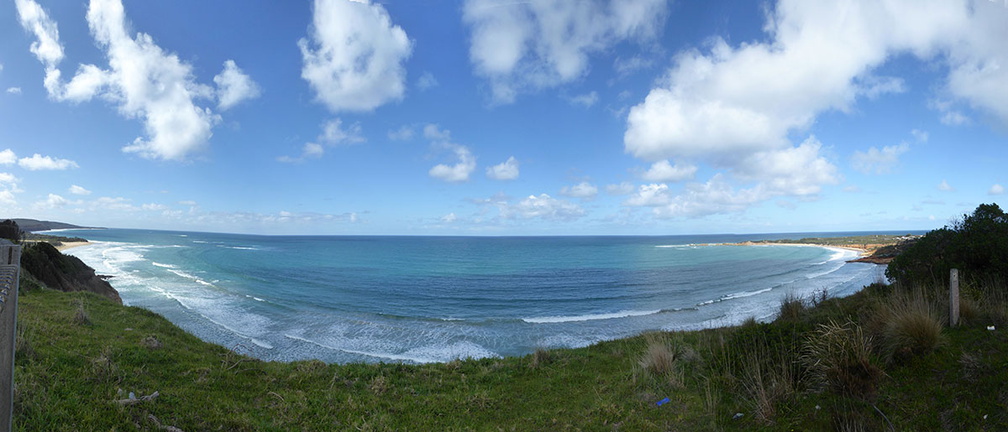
[58, 229, 890, 363]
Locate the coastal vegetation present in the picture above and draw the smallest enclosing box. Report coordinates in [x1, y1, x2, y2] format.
[10, 207, 1008, 430]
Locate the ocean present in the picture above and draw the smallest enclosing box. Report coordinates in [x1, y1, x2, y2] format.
[56, 229, 893, 364]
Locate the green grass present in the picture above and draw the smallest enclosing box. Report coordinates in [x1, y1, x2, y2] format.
[13, 284, 1008, 430]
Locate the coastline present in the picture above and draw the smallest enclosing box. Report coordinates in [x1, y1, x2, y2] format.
[55, 241, 90, 252]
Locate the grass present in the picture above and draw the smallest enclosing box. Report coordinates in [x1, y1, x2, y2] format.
[12, 282, 1008, 430]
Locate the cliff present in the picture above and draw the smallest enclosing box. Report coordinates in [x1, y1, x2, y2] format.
[20, 242, 122, 304]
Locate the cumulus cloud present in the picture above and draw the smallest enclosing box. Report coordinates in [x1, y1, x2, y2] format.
[568, 91, 599, 108]
[416, 72, 438, 91]
[605, 181, 635, 195]
[38, 193, 68, 209]
[6, 87, 21, 95]
[990, 184, 1005, 195]
[851, 142, 910, 174]
[299, 0, 412, 112]
[18, 153, 78, 170]
[619, 0, 994, 218]
[640, 160, 696, 182]
[279, 118, 364, 162]
[387, 125, 415, 141]
[69, 184, 92, 195]
[486, 156, 519, 180]
[938, 180, 954, 192]
[15, 0, 258, 161]
[0, 149, 16, 165]
[462, 0, 667, 103]
[214, 60, 260, 110]
[429, 145, 476, 182]
[560, 182, 598, 199]
[499, 193, 585, 221]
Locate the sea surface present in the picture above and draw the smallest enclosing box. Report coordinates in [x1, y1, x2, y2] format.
[55, 229, 896, 364]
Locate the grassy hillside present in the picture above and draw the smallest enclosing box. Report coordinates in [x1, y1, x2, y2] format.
[13, 280, 1008, 431]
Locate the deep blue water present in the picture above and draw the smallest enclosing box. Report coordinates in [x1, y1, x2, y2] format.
[56, 229, 898, 363]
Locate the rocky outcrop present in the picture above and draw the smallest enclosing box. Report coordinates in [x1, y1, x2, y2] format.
[19, 242, 122, 304]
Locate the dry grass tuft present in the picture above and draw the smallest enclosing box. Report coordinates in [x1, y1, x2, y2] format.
[777, 292, 806, 322]
[72, 298, 91, 326]
[874, 289, 944, 362]
[529, 348, 552, 369]
[802, 320, 881, 399]
[141, 335, 162, 350]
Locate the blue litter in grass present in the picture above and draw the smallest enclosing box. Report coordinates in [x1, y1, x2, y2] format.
[656, 397, 670, 406]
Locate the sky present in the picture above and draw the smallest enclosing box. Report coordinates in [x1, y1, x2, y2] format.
[1, 0, 1006, 236]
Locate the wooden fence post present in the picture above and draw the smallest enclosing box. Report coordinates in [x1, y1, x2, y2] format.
[949, 268, 959, 327]
[0, 242, 20, 432]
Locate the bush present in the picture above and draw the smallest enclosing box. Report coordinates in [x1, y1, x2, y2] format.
[872, 290, 944, 363]
[888, 203, 1008, 287]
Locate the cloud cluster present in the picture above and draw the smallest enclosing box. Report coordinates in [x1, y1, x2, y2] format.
[426, 125, 477, 182]
[15, 0, 260, 161]
[619, 0, 1008, 218]
[1, 149, 78, 171]
[463, 0, 667, 103]
[486, 156, 519, 180]
[279, 118, 365, 162]
[299, 0, 412, 112]
[499, 194, 585, 221]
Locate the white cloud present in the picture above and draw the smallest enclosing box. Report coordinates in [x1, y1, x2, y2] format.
[500, 193, 585, 221]
[16, 0, 255, 161]
[625, 183, 671, 207]
[6, 87, 21, 95]
[945, 1, 1008, 126]
[279, 118, 364, 162]
[429, 145, 476, 182]
[423, 124, 452, 142]
[0, 191, 15, 207]
[989, 184, 1004, 195]
[426, 124, 476, 182]
[560, 182, 598, 199]
[387, 125, 415, 141]
[318, 118, 365, 146]
[640, 160, 697, 182]
[214, 60, 260, 110]
[605, 181, 635, 195]
[39, 193, 68, 209]
[938, 180, 954, 192]
[625, 1, 971, 163]
[463, 0, 668, 103]
[18, 153, 78, 170]
[299, 0, 412, 112]
[568, 91, 599, 108]
[441, 212, 457, 223]
[69, 184, 92, 195]
[851, 142, 910, 174]
[0, 149, 15, 165]
[910, 129, 928, 143]
[486, 156, 519, 180]
[416, 72, 438, 91]
[0, 173, 18, 186]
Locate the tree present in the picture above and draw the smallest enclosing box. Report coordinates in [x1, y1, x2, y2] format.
[887, 203, 1008, 287]
[0, 220, 21, 244]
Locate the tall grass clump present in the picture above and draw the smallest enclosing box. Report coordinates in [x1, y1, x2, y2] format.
[871, 288, 944, 362]
[636, 333, 696, 389]
[776, 292, 806, 323]
[801, 320, 881, 399]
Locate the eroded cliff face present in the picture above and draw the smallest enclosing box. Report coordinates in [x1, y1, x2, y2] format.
[20, 242, 122, 304]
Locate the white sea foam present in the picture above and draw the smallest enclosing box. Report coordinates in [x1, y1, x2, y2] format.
[152, 262, 176, 269]
[523, 309, 662, 324]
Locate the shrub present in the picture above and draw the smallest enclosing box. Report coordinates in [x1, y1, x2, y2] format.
[888, 203, 1008, 287]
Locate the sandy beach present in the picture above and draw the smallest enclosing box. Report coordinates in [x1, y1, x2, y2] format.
[55, 241, 89, 252]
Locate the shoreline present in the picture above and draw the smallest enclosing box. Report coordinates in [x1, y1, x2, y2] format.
[55, 241, 90, 252]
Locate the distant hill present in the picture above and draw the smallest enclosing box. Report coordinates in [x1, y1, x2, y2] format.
[6, 218, 90, 232]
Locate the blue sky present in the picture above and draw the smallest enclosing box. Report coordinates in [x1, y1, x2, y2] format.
[1, 0, 1006, 235]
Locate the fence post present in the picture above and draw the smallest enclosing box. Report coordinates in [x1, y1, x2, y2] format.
[0, 241, 20, 432]
[949, 268, 959, 327]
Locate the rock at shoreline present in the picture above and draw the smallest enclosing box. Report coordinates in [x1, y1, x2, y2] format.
[20, 242, 122, 304]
